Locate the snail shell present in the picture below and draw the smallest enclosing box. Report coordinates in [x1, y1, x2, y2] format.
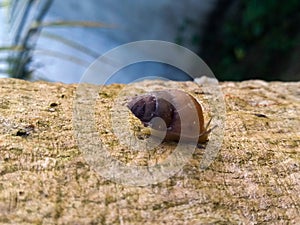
[127, 89, 210, 143]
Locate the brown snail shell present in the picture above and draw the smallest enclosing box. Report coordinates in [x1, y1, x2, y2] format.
[127, 89, 210, 143]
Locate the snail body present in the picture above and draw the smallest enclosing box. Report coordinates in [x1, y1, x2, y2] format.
[128, 89, 210, 143]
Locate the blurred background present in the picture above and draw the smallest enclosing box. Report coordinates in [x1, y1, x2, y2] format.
[0, 0, 299, 83]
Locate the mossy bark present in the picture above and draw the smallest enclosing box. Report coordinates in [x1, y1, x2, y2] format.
[0, 78, 299, 224]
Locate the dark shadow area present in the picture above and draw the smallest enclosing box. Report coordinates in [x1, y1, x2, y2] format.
[200, 0, 300, 81]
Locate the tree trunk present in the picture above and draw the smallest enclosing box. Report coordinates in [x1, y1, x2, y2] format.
[0, 78, 299, 224]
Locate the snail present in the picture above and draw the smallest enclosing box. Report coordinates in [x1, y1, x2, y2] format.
[127, 89, 212, 143]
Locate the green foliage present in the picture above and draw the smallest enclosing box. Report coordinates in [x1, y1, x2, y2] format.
[203, 0, 300, 81]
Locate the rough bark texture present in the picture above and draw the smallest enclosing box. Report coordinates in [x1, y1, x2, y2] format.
[0, 78, 299, 224]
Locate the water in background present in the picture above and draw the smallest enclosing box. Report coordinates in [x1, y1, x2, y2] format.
[0, 0, 9, 78]
[3, 0, 217, 83]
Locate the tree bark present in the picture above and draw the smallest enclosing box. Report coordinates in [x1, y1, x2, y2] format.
[0, 78, 299, 224]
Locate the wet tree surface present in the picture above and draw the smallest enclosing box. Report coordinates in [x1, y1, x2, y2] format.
[0, 78, 299, 224]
